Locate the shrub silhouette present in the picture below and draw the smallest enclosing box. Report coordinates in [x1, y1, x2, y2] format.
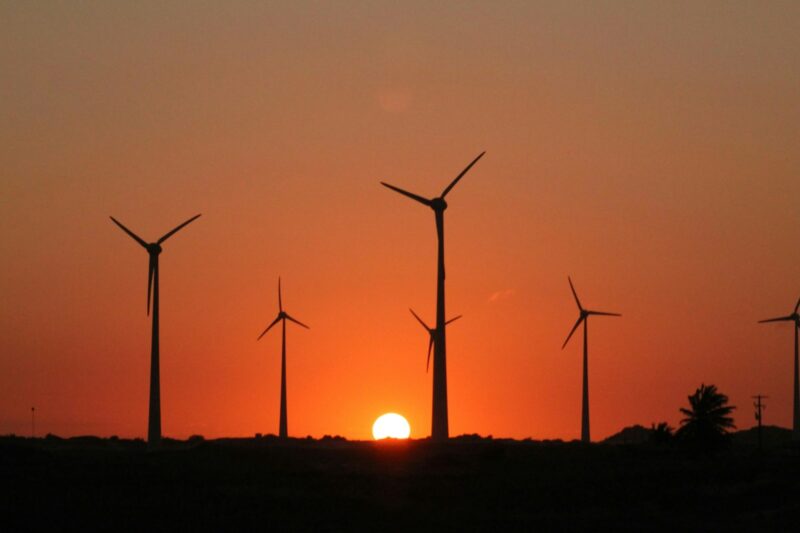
[650, 422, 674, 445]
[677, 383, 736, 451]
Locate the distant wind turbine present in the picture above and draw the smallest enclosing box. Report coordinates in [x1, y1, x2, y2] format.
[409, 308, 462, 373]
[381, 151, 485, 441]
[562, 276, 620, 443]
[758, 297, 800, 440]
[257, 278, 309, 439]
[110, 213, 201, 446]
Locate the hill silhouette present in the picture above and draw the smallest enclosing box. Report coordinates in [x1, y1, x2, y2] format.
[603, 424, 652, 445]
[731, 425, 792, 449]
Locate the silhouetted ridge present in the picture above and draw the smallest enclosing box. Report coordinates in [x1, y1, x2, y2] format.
[603, 425, 652, 445]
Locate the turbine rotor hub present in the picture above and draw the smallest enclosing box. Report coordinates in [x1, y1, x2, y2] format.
[431, 197, 447, 211]
[147, 243, 162, 254]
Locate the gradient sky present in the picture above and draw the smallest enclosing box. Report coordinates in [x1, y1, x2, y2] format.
[2, 1, 799, 440]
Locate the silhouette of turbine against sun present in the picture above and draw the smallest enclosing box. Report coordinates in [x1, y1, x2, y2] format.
[381, 152, 485, 441]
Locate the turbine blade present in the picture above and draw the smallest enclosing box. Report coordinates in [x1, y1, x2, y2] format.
[426, 336, 434, 373]
[758, 315, 795, 323]
[257, 316, 282, 340]
[588, 311, 621, 317]
[278, 277, 283, 312]
[286, 313, 310, 329]
[380, 182, 432, 207]
[441, 151, 485, 198]
[147, 256, 156, 316]
[795, 297, 800, 314]
[109, 216, 148, 249]
[157, 214, 201, 244]
[409, 308, 430, 331]
[568, 276, 583, 311]
[562, 316, 584, 349]
[445, 315, 462, 325]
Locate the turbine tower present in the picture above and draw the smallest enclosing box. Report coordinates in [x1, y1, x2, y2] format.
[258, 278, 309, 439]
[562, 276, 620, 443]
[381, 151, 485, 441]
[110, 213, 201, 446]
[409, 308, 462, 373]
[758, 297, 800, 440]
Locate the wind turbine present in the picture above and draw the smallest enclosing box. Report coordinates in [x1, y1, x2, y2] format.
[562, 276, 620, 443]
[257, 278, 309, 439]
[381, 151, 485, 441]
[758, 297, 800, 440]
[109, 213, 201, 446]
[409, 308, 462, 373]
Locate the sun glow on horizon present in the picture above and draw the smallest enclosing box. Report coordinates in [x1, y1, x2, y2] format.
[372, 413, 411, 440]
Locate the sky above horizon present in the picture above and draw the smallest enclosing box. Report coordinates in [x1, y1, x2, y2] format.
[2, 1, 799, 440]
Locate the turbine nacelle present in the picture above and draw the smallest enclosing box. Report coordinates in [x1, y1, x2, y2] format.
[430, 197, 448, 211]
[147, 243, 163, 255]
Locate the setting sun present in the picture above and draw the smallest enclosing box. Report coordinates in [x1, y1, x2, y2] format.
[372, 413, 411, 440]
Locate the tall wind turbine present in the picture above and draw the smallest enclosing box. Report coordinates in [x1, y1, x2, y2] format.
[409, 309, 462, 373]
[758, 297, 800, 440]
[562, 276, 620, 443]
[109, 213, 201, 446]
[257, 278, 309, 439]
[381, 151, 485, 441]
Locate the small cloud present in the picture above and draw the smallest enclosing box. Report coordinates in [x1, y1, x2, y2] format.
[488, 289, 515, 303]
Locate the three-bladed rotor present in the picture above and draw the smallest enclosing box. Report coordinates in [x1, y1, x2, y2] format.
[409, 308, 462, 372]
[562, 276, 621, 349]
[109, 214, 202, 315]
[380, 152, 485, 211]
[258, 277, 309, 340]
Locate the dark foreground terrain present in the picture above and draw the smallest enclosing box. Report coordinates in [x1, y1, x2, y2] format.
[3, 431, 800, 531]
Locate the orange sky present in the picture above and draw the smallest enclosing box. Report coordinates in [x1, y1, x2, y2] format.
[1, 2, 799, 440]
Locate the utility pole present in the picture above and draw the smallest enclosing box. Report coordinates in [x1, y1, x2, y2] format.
[31, 406, 35, 438]
[753, 395, 767, 451]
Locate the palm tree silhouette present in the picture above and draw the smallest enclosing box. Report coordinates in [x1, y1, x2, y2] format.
[677, 383, 736, 449]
